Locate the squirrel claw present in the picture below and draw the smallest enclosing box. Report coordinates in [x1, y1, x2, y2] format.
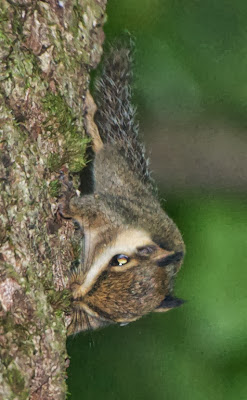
[58, 173, 77, 218]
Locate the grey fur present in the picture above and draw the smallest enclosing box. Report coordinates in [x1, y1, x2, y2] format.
[60, 38, 185, 333]
[95, 37, 153, 190]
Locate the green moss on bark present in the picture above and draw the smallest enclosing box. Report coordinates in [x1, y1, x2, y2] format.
[49, 179, 62, 198]
[43, 92, 89, 172]
[5, 366, 29, 400]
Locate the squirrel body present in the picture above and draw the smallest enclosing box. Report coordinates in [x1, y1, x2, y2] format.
[61, 39, 185, 333]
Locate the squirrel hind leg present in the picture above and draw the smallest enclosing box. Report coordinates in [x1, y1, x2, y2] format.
[84, 91, 103, 153]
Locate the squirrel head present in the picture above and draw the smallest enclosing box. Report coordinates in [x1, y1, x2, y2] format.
[68, 227, 184, 333]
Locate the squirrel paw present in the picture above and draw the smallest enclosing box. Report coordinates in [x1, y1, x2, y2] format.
[58, 172, 77, 219]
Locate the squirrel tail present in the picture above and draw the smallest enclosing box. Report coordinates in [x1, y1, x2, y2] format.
[94, 34, 153, 188]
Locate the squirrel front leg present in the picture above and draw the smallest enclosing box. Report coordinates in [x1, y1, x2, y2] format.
[59, 178, 107, 229]
[68, 194, 108, 229]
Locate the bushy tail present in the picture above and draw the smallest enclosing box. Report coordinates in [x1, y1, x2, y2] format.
[94, 34, 153, 188]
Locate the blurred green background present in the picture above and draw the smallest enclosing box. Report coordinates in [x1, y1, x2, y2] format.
[67, 1, 247, 399]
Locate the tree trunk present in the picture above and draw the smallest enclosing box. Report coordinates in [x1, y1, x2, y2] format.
[0, 0, 106, 398]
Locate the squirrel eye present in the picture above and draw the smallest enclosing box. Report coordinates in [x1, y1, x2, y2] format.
[110, 254, 129, 266]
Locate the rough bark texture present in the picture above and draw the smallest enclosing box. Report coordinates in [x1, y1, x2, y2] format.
[0, 0, 106, 398]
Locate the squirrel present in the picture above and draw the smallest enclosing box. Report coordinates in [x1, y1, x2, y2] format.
[60, 37, 185, 333]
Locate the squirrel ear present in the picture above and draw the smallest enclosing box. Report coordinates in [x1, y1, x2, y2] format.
[154, 295, 185, 313]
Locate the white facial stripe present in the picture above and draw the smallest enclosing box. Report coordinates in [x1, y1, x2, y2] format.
[83, 228, 99, 267]
[78, 228, 152, 297]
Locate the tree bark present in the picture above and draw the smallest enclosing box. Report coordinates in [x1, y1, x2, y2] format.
[0, 0, 106, 398]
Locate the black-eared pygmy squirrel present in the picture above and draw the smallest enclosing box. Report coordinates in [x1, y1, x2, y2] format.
[60, 38, 185, 333]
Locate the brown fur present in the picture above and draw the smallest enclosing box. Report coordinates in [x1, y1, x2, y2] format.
[60, 39, 185, 333]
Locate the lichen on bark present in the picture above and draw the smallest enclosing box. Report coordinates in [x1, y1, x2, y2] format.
[0, 0, 106, 398]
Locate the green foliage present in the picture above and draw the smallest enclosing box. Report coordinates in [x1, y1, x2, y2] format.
[104, 0, 247, 124]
